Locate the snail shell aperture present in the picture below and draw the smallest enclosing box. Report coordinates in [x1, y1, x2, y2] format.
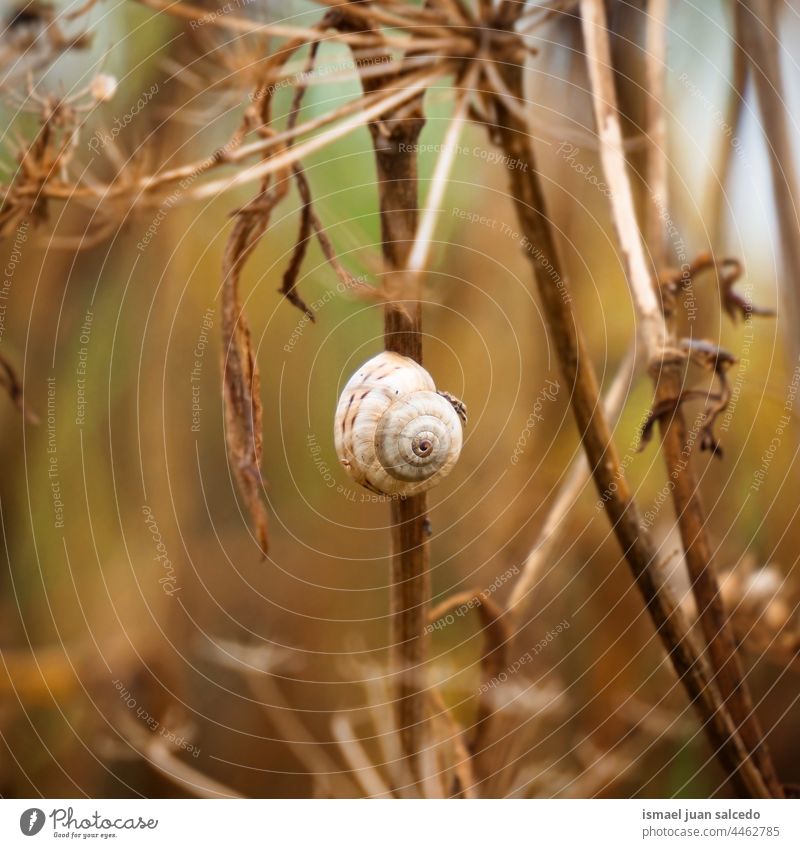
[334, 351, 466, 496]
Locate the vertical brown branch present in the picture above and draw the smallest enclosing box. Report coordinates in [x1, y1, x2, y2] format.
[373, 116, 431, 778]
[333, 7, 431, 773]
[486, 44, 770, 796]
[645, 0, 669, 262]
[656, 394, 782, 798]
[635, 0, 783, 797]
[736, 0, 800, 364]
[708, 29, 746, 250]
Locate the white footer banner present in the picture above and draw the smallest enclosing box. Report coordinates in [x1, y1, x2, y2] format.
[1, 799, 797, 846]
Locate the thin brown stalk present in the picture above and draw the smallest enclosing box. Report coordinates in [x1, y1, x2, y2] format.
[190, 68, 447, 203]
[279, 41, 322, 319]
[205, 639, 358, 797]
[331, 715, 394, 797]
[428, 688, 478, 798]
[366, 67, 477, 784]
[487, 16, 770, 797]
[6, 67, 446, 215]
[708, 30, 746, 250]
[118, 713, 243, 799]
[428, 589, 511, 772]
[406, 72, 475, 275]
[735, 0, 800, 365]
[334, 11, 435, 780]
[135, 0, 473, 52]
[579, 0, 781, 796]
[645, 0, 669, 259]
[507, 345, 639, 619]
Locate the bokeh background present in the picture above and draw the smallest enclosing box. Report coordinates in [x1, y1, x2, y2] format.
[1, 0, 799, 797]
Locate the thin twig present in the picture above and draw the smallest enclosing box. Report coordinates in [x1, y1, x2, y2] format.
[707, 15, 746, 250]
[736, 0, 800, 366]
[135, 0, 473, 52]
[645, 0, 669, 261]
[580, 0, 782, 796]
[118, 713, 243, 799]
[487, 11, 770, 797]
[337, 10, 432, 781]
[406, 68, 476, 276]
[190, 68, 448, 203]
[579, 0, 667, 362]
[331, 715, 394, 798]
[428, 588, 511, 774]
[279, 41, 322, 319]
[508, 346, 639, 619]
[7, 67, 448, 213]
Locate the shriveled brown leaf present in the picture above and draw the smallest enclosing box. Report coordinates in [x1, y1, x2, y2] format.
[638, 389, 722, 455]
[221, 183, 290, 557]
[218, 38, 316, 557]
[717, 257, 776, 323]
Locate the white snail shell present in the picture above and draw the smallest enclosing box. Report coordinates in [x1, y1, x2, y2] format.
[334, 352, 466, 496]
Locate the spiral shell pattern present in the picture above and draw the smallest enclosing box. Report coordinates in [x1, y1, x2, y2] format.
[334, 352, 464, 496]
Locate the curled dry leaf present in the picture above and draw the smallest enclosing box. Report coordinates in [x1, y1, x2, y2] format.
[641, 340, 738, 458]
[218, 38, 317, 557]
[221, 208, 272, 557]
[278, 179, 315, 321]
[716, 257, 776, 322]
[659, 252, 775, 323]
[639, 390, 723, 456]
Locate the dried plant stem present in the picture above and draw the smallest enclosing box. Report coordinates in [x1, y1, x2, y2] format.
[136, 0, 472, 52]
[488, 37, 769, 796]
[708, 24, 746, 249]
[579, 1, 667, 361]
[118, 714, 243, 799]
[507, 346, 639, 619]
[386, 492, 429, 779]
[369, 123, 430, 774]
[406, 73, 475, 276]
[23, 67, 446, 210]
[736, 0, 800, 364]
[579, 0, 781, 796]
[335, 24, 432, 772]
[188, 69, 447, 204]
[429, 589, 511, 771]
[644, 0, 669, 258]
[370, 74, 478, 780]
[331, 715, 394, 797]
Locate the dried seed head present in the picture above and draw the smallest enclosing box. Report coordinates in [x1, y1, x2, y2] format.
[742, 567, 783, 604]
[90, 74, 117, 103]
